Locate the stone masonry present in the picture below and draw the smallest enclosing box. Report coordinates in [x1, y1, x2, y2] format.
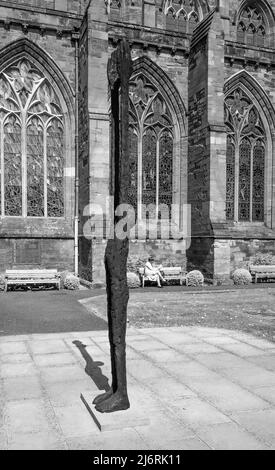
[0, 1, 274, 283]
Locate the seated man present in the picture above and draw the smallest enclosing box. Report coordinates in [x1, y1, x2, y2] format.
[144, 257, 166, 288]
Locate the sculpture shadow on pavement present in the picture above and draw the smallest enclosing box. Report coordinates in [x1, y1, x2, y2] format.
[73, 340, 111, 393]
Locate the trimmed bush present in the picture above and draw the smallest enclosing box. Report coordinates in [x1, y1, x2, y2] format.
[0, 275, 5, 292]
[127, 255, 148, 274]
[232, 268, 252, 286]
[186, 270, 204, 287]
[59, 271, 70, 290]
[63, 273, 80, 291]
[127, 272, 141, 289]
[251, 253, 275, 266]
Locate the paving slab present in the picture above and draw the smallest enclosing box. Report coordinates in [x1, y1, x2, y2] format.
[246, 353, 275, 372]
[168, 397, 232, 429]
[134, 414, 195, 448]
[0, 362, 37, 379]
[142, 348, 189, 363]
[195, 422, 270, 450]
[161, 437, 211, 450]
[33, 352, 78, 367]
[0, 342, 28, 355]
[231, 409, 275, 448]
[3, 376, 44, 402]
[4, 399, 53, 435]
[194, 352, 251, 370]
[128, 359, 164, 380]
[183, 376, 270, 413]
[45, 379, 97, 407]
[1, 353, 32, 364]
[1, 326, 275, 450]
[52, 402, 100, 438]
[222, 365, 275, 388]
[40, 364, 86, 385]
[219, 343, 268, 357]
[174, 342, 221, 355]
[29, 339, 70, 355]
[7, 431, 67, 450]
[253, 386, 275, 406]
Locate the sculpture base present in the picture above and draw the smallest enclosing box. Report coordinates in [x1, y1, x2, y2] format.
[81, 392, 150, 432]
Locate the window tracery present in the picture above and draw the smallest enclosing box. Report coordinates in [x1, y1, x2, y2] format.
[164, 0, 199, 34]
[129, 74, 174, 220]
[0, 58, 65, 218]
[237, 4, 266, 47]
[225, 88, 265, 222]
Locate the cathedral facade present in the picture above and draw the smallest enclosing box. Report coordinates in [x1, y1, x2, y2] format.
[0, 0, 274, 284]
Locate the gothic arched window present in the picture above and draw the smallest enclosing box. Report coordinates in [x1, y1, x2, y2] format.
[108, 0, 121, 21]
[0, 59, 65, 218]
[129, 74, 174, 220]
[237, 4, 267, 47]
[225, 89, 266, 222]
[164, 0, 199, 34]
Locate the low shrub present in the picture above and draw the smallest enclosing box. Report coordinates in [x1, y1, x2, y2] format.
[232, 268, 252, 286]
[59, 271, 70, 290]
[127, 255, 148, 274]
[251, 253, 275, 266]
[63, 273, 80, 290]
[127, 272, 141, 289]
[186, 270, 204, 287]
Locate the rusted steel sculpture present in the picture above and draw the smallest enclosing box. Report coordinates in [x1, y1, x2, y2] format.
[93, 39, 133, 413]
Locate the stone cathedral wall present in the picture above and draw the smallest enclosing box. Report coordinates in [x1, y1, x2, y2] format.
[0, 0, 80, 272]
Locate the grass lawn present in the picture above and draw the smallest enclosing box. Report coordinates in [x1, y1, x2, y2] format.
[83, 286, 275, 343]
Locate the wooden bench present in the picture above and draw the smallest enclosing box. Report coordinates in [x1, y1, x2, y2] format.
[5, 269, 61, 292]
[249, 265, 275, 284]
[139, 267, 186, 288]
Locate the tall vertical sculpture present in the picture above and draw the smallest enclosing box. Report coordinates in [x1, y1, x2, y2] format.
[93, 39, 133, 413]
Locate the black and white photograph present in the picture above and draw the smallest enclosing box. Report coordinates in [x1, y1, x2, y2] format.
[0, 0, 274, 453]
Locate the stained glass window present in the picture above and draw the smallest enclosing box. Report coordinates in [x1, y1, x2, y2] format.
[237, 4, 266, 47]
[4, 116, 22, 216]
[129, 74, 174, 221]
[225, 88, 266, 222]
[226, 137, 235, 220]
[142, 129, 157, 207]
[0, 59, 65, 218]
[128, 127, 138, 213]
[253, 140, 265, 221]
[109, 0, 121, 21]
[27, 117, 44, 217]
[239, 138, 251, 221]
[47, 119, 64, 218]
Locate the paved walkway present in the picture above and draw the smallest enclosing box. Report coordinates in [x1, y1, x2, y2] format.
[0, 326, 275, 450]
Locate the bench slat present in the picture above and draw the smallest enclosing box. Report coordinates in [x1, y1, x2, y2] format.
[4, 269, 61, 291]
[250, 266, 275, 273]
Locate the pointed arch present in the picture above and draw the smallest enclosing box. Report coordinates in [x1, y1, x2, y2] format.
[0, 38, 75, 219]
[161, 0, 210, 20]
[224, 70, 275, 134]
[132, 55, 187, 137]
[0, 38, 75, 118]
[129, 55, 187, 226]
[236, 0, 275, 48]
[224, 70, 275, 227]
